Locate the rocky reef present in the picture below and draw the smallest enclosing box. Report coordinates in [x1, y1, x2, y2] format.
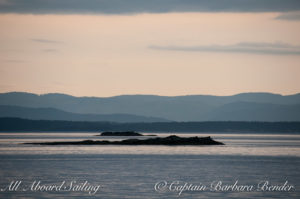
[96, 131, 154, 136]
[25, 135, 224, 146]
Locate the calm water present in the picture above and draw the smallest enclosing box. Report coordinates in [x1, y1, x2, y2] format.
[0, 132, 299, 198]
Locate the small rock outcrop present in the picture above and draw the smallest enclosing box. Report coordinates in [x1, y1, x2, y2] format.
[97, 131, 144, 136]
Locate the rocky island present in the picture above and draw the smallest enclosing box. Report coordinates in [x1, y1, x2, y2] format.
[25, 135, 224, 146]
[96, 131, 156, 136]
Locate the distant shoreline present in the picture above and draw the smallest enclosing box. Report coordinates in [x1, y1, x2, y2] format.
[1, 118, 300, 133]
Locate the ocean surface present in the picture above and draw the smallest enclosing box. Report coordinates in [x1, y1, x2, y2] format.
[0, 132, 299, 198]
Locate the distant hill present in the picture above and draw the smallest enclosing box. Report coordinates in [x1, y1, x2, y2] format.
[207, 101, 300, 121]
[0, 105, 169, 123]
[0, 92, 299, 121]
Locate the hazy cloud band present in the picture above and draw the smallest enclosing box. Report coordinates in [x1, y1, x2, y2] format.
[31, 39, 62, 44]
[0, 0, 300, 14]
[275, 12, 300, 21]
[149, 42, 300, 55]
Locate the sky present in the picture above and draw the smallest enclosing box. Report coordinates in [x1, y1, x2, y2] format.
[0, 0, 300, 97]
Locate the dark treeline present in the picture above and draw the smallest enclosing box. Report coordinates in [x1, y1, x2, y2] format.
[0, 118, 300, 133]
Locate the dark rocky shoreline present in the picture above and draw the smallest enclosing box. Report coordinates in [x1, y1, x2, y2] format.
[25, 135, 224, 146]
[2, 118, 300, 133]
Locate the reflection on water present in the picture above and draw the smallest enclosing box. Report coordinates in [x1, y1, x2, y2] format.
[0, 132, 299, 156]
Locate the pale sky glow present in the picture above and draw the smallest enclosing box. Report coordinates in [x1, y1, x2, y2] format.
[0, 11, 300, 97]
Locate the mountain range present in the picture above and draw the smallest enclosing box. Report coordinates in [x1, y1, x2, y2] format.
[0, 92, 299, 122]
[0, 105, 169, 123]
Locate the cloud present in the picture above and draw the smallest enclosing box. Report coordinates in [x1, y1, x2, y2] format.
[42, 49, 58, 53]
[31, 39, 61, 53]
[2, 59, 27, 63]
[0, 0, 12, 6]
[0, 0, 300, 14]
[275, 12, 300, 21]
[149, 42, 300, 55]
[31, 39, 62, 44]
